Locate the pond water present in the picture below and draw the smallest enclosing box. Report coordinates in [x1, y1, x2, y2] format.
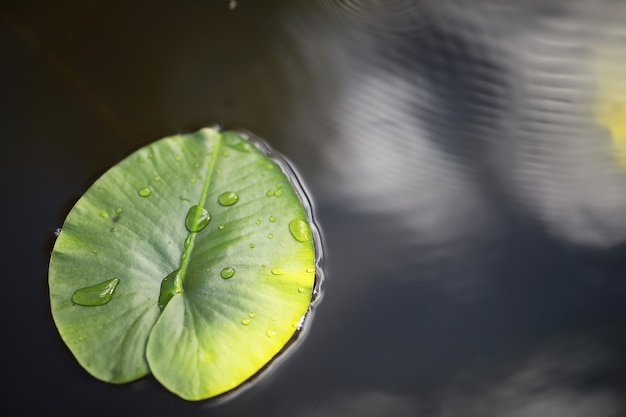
[4, 0, 626, 415]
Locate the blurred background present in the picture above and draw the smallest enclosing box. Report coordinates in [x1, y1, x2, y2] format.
[3, 0, 626, 415]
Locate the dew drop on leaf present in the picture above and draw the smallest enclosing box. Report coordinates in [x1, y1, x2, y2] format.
[266, 329, 277, 338]
[185, 205, 211, 232]
[218, 191, 239, 206]
[241, 318, 250, 325]
[71, 278, 120, 306]
[220, 267, 236, 279]
[271, 268, 286, 275]
[138, 187, 152, 197]
[289, 219, 311, 242]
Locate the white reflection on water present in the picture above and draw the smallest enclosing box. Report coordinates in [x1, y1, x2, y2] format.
[295, 337, 624, 417]
[289, 0, 626, 250]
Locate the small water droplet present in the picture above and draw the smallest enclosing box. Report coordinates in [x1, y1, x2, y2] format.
[72, 278, 120, 306]
[241, 318, 250, 325]
[289, 219, 311, 242]
[154, 175, 162, 181]
[266, 163, 274, 170]
[269, 215, 276, 222]
[274, 190, 283, 197]
[179, 195, 191, 202]
[175, 155, 182, 161]
[271, 268, 286, 275]
[98, 211, 107, 218]
[267, 233, 274, 239]
[220, 267, 236, 279]
[190, 177, 196, 183]
[249, 243, 255, 248]
[185, 205, 211, 232]
[306, 267, 315, 273]
[256, 219, 261, 225]
[115, 207, 122, 214]
[249, 312, 256, 318]
[138, 187, 151, 197]
[266, 328, 277, 338]
[158, 270, 183, 310]
[184, 234, 192, 248]
[276, 183, 282, 189]
[298, 287, 305, 293]
[219, 224, 225, 230]
[266, 190, 275, 197]
[218, 191, 239, 206]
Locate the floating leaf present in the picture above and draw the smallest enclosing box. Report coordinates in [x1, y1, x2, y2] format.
[48, 127, 319, 400]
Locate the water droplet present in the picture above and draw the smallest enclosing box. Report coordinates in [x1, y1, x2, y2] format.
[271, 268, 286, 275]
[249, 312, 256, 318]
[269, 215, 276, 222]
[241, 318, 250, 325]
[306, 267, 315, 273]
[220, 267, 236, 279]
[223, 132, 252, 152]
[72, 278, 120, 306]
[298, 287, 305, 293]
[115, 207, 122, 214]
[267, 233, 274, 239]
[266, 328, 277, 338]
[218, 191, 239, 206]
[249, 243, 255, 249]
[275, 190, 283, 197]
[266, 163, 274, 170]
[185, 205, 211, 232]
[184, 234, 192, 249]
[276, 183, 282, 189]
[218, 224, 225, 230]
[175, 155, 182, 161]
[179, 195, 191, 202]
[289, 219, 311, 242]
[138, 187, 151, 197]
[266, 190, 275, 197]
[154, 175, 162, 181]
[158, 270, 183, 310]
[256, 219, 261, 225]
[190, 177, 196, 183]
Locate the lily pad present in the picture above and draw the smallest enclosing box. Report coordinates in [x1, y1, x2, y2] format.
[48, 127, 319, 400]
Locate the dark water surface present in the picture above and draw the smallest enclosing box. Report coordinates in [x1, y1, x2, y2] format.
[3, 0, 626, 415]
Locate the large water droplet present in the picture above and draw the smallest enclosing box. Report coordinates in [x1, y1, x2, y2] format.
[72, 278, 120, 306]
[289, 219, 311, 242]
[218, 191, 239, 206]
[185, 205, 211, 232]
[220, 267, 236, 279]
[158, 270, 183, 310]
[138, 187, 151, 197]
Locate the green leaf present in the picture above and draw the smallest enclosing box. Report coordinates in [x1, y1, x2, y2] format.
[49, 128, 318, 400]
